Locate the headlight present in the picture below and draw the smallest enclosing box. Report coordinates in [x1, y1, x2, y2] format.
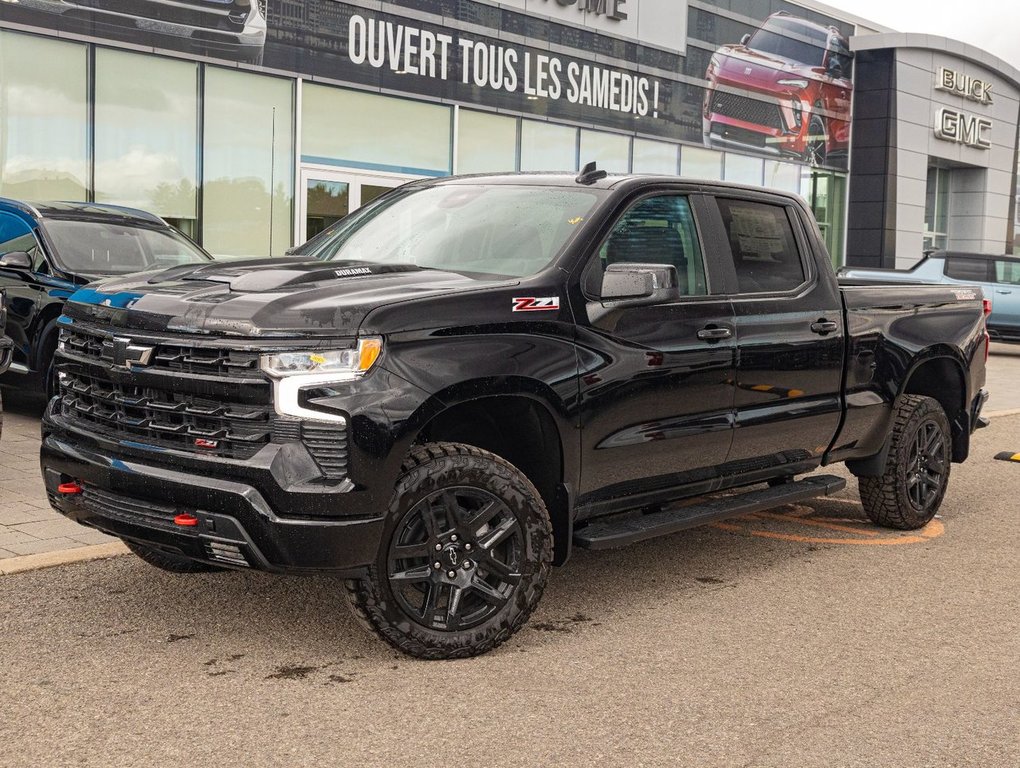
[261, 338, 382, 379]
[262, 338, 383, 423]
[777, 78, 810, 89]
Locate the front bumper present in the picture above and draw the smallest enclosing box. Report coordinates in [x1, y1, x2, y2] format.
[41, 409, 387, 575]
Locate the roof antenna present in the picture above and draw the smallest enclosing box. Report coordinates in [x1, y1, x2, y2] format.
[576, 161, 608, 185]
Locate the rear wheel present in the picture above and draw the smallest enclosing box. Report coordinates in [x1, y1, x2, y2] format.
[124, 540, 225, 573]
[345, 442, 553, 659]
[858, 395, 951, 530]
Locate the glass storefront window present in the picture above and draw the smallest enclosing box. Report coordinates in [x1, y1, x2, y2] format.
[203, 67, 293, 258]
[457, 110, 517, 174]
[724, 153, 764, 185]
[680, 146, 722, 180]
[765, 161, 802, 193]
[94, 50, 198, 229]
[632, 139, 678, 175]
[801, 169, 847, 266]
[924, 167, 950, 251]
[302, 85, 452, 175]
[0, 32, 88, 201]
[520, 121, 578, 172]
[579, 130, 630, 173]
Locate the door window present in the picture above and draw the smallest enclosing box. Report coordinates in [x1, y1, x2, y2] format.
[994, 260, 1020, 285]
[0, 213, 43, 268]
[589, 195, 707, 298]
[717, 199, 806, 293]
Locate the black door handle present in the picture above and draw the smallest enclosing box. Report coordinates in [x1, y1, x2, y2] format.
[697, 326, 733, 342]
[810, 320, 839, 335]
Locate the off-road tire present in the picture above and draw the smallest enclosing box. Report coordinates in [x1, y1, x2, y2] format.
[124, 539, 225, 573]
[344, 442, 553, 659]
[858, 395, 951, 530]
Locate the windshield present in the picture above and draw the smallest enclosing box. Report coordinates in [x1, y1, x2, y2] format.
[746, 18, 827, 67]
[43, 220, 212, 275]
[305, 184, 602, 278]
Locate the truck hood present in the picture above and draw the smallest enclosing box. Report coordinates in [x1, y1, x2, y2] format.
[64, 258, 514, 337]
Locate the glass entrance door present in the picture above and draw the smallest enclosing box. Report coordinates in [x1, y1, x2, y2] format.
[297, 167, 419, 245]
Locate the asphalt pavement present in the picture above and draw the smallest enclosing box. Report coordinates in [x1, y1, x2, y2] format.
[2, 411, 1018, 767]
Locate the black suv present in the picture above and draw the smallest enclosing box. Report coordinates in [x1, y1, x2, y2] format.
[0, 199, 213, 397]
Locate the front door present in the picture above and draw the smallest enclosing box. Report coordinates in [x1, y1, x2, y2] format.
[575, 193, 737, 510]
[297, 167, 420, 245]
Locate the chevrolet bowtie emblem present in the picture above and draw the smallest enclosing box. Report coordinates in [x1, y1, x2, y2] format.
[101, 337, 155, 369]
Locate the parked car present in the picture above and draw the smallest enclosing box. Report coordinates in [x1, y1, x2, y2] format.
[703, 11, 853, 166]
[839, 251, 1020, 343]
[9, 0, 267, 64]
[0, 199, 215, 397]
[43, 171, 988, 659]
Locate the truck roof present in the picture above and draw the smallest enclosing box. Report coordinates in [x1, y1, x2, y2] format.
[0, 197, 166, 226]
[421, 172, 807, 203]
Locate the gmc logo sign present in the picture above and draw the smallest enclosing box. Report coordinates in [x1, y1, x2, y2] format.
[935, 107, 992, 150]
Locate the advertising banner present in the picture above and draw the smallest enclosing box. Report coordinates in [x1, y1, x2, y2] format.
[1, 0, 855, 170]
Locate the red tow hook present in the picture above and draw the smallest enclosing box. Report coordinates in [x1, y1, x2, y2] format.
[57, 482, 83, 495]
[173, 513, 200, 527]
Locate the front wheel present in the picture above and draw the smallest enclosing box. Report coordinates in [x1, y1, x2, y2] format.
[345, 442, 553, 659]
[858, 395, 951, 530]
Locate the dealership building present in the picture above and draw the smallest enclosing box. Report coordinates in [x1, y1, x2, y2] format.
[1, 0, 1018, 268]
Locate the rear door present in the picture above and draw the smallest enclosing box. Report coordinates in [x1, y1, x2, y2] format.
[709, 194, 845, 474]
[574, 192, 737, 507]
[989, 258, 1020, 337]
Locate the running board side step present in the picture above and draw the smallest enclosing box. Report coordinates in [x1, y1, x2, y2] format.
[573, 474, 847, 550]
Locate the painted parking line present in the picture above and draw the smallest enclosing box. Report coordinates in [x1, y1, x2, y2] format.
[712, 502, 945, 546]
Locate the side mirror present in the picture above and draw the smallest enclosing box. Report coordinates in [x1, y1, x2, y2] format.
[740, 33, 751, 46]
[601, 263, 681, 307]
[0, 251, 32, 271]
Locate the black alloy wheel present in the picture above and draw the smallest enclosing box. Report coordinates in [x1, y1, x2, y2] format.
[906, 420, 947, 511]
[345, 442, 552, 659]
[387, 486, 523, 632]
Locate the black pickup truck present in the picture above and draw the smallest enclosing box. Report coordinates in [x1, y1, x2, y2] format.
[41, 171, 989, 659]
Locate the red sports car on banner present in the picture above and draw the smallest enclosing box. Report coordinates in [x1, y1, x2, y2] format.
[703, 12, 853, 168]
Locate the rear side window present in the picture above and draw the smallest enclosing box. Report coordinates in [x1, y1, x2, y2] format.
[717, 199, 806, 293]
[945, 257, 992, 282]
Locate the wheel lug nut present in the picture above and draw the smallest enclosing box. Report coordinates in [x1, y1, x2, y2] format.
[434, 543, 442, 551]
[447, 570, 457, 579]
[450, 534, 458, 542]
[433, 562, 442, 570]
[463, 560, 473, 570]
[464, 543, 472, 551]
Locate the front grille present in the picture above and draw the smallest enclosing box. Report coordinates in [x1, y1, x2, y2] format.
[82, 487, 182, 533]
[61, 326, 262, 379]
[709, 91, 785, 131]
[61, 369, 272, 459]
[58, 325, 273, 460]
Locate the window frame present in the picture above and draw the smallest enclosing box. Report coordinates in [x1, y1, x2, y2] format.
[580, 190, 716, 303]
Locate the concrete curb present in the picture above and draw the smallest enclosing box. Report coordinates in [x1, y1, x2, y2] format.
[985, 408, 1020, 418]
[0, 541, 128, 576]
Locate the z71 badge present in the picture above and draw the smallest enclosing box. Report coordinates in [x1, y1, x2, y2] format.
[512, 297, 560, 312]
